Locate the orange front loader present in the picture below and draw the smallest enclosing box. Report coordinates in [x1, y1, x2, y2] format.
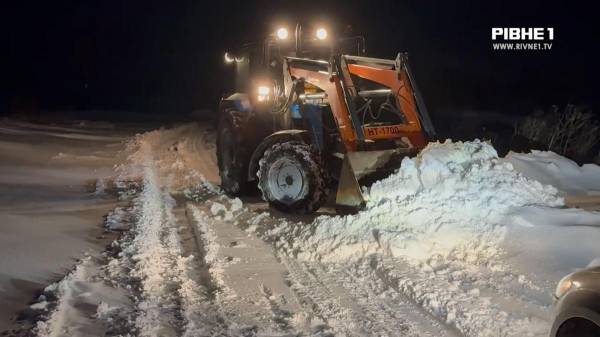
[284, 53, 436, 208]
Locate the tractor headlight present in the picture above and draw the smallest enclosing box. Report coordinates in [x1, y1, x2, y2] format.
[276, 27, 289, 40]
[224, 52, 235, 64]
[315, 28, 328, 40]
[257, 86, 271, 102]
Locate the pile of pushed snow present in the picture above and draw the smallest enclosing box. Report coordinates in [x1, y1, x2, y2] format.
[505, 150, 600, 195]
[117, 123, 220, 192]
[295, 140, 563, 262]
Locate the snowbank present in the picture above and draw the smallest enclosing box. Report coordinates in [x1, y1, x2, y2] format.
[505, 150, 600, 195]
[118, 123, 220, 192]
[295, 140, 563, 262]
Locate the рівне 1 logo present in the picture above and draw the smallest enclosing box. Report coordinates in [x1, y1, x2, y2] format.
[491, 28, 554, 51]
[492, 28, 554, 41]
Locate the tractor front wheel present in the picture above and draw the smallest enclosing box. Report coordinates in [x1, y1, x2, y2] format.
[258, 141, 328, 213]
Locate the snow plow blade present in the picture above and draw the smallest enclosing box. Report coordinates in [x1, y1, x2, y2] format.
[335, 150, 401, 210]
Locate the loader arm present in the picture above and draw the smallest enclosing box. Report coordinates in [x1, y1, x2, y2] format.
[287, 66, 359, 151]
[284, 54, 434, 210]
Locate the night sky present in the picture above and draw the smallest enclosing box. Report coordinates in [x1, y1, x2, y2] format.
[4, 0, 599, 118]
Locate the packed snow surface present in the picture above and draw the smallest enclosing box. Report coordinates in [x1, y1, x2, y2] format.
[21, 123, 600, 337]
[0, 119, 133, 329]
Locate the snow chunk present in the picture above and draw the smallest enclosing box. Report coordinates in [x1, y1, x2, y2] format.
[210, 202, 227, 217]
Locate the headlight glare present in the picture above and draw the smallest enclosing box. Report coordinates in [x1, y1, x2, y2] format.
[258, 86, 270, 96]
[315, 28, 327, 40]
[224, 52, 235, 64]
[257, 86, 271, 102]
[276, 27, 289, 40]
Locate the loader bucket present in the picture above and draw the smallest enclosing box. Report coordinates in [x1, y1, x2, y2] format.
[335, 149, 402, 209]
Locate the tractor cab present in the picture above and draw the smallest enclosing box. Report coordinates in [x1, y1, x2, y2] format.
[224, 24, 365, 110]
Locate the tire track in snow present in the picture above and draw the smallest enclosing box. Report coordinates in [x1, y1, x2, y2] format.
[125, 140, 231, 337]
[282, 257, 361, 336]
[373, 256, 550, 337]
[283, 256, 458, 337]
[237, 208, 460, 337]
[341, 259, 462, 337]
[190, 201, 321, 336]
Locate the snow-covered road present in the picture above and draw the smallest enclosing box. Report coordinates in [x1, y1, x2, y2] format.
[0, 119, 140, 330]
[6, 121, 600, 337]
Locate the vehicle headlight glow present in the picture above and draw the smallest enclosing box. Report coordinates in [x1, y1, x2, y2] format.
[224, 52, 235, 64]
[257, 86, 271, 102]
[315, 28, 327, 40]
[554, 274, 574, 299]
[276, 27, 289, 40]
[258, 86, 270, 96]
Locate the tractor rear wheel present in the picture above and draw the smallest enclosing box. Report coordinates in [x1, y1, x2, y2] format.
[258, 141, 328, 213]
[216, 109, 251, 195]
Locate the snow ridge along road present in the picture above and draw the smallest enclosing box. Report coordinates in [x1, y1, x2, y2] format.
[24, 123, 600, 337]
[33, 125, 228, 337]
